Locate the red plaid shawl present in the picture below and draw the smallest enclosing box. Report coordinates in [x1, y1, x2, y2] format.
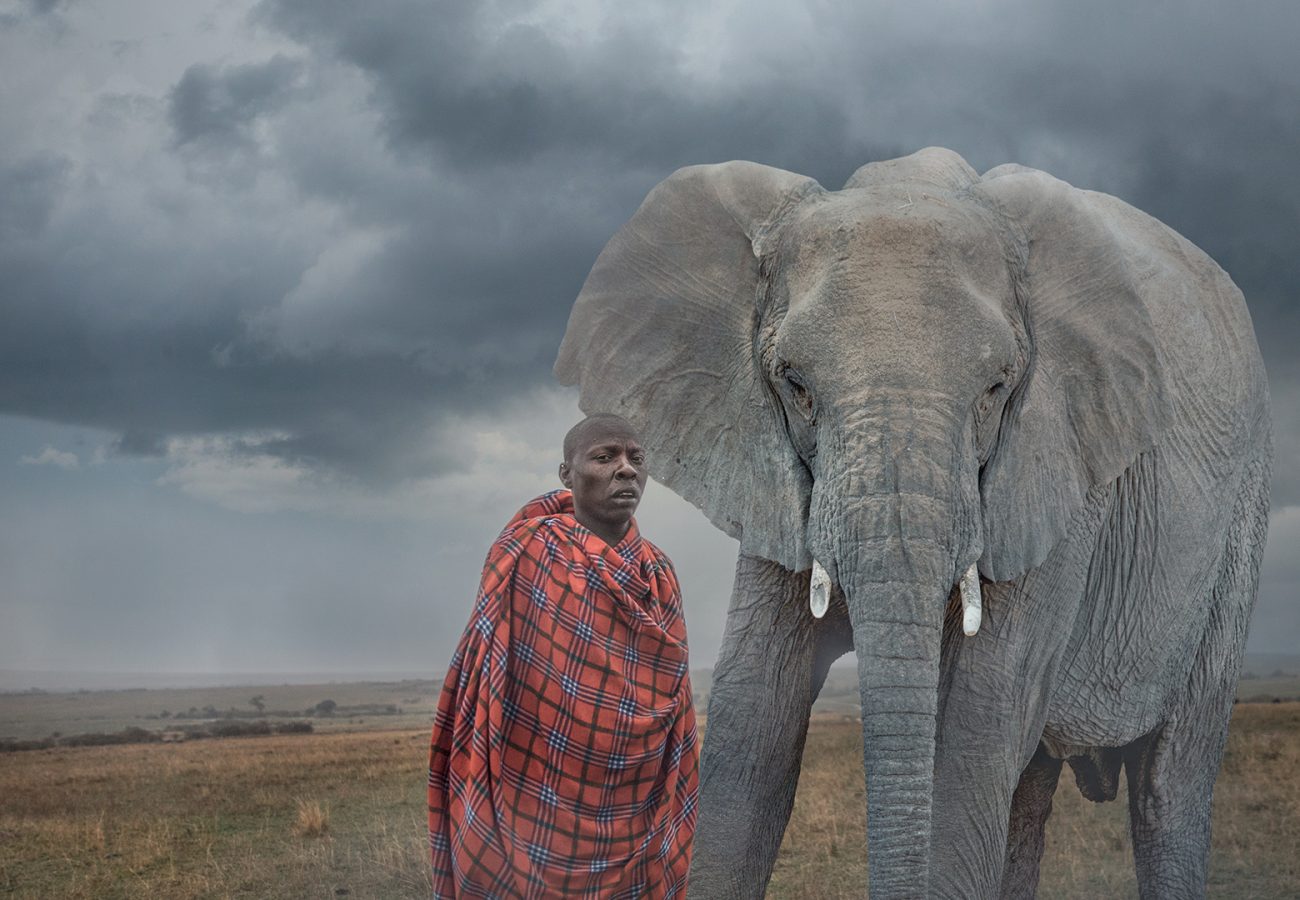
[428, 490, 698, 898]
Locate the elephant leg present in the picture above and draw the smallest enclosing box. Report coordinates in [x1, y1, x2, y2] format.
[689, 553, 851, 899]
[1124, 461, 1268, 899]
[1122, 701, 1229, 899]
[999, 743, 1062, 900]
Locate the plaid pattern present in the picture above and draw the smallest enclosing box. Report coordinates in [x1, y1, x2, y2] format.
[429, 490, 698, 898]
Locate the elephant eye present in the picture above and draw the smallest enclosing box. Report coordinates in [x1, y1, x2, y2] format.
[784, 370, 815, 417]
[974, 383, 1009, 462]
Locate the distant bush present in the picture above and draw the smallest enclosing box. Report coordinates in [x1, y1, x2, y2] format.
[305, 702, 401, 718]
[1, 718, 316, 753]
[0, 737, 55, 753]
[60, 726, 160, 747]
[209, 720, 272, 738]
[1242, 694, 1280, 704]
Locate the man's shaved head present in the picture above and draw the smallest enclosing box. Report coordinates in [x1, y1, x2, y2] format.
[558, 413, 647, 547]
[562, 413, 639, 465]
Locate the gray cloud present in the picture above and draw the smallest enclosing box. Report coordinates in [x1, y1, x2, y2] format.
[0, 0, 74, 28]
[0, 155, 71, 239]
[168, 54, 302, 147]
[0, 0, 1295, 500]
[253, 0, 890, 182]
[1, 0, 1298, 676]
[110, 429, 167, 458]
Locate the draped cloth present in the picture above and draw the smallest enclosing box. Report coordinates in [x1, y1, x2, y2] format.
[428, 490, 698, 898]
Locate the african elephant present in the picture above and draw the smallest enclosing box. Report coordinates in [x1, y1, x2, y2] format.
[554, 147, 1271, 898]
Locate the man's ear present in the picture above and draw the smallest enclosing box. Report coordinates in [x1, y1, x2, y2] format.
[558, 463, 572, 489]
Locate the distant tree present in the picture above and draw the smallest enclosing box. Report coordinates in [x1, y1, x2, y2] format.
[314, 699, 337, 717]
[250, 695, 266, 715]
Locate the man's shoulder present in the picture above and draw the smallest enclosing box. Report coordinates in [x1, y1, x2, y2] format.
[496, 513, 567, 549]
[491, 492, 578, 553]
[497, 491, 567, 527]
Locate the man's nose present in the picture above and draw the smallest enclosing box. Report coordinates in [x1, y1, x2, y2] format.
[615, 457, 637, 478]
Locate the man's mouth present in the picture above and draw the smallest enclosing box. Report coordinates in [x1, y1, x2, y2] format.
[612, 488, 639, 499]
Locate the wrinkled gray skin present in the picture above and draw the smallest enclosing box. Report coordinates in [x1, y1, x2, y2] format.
[554, 148, 1272, 898]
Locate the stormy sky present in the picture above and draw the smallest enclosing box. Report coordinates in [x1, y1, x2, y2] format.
[2, 0, 1297, 683]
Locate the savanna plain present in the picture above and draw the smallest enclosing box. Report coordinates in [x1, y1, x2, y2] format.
[2, 667, 1298, 899]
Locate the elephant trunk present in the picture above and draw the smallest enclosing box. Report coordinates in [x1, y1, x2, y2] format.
[813, 404, 973, 898]
[845, 547, 947, 897]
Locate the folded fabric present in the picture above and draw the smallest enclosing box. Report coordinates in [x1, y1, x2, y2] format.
[429, 489, 698, 898]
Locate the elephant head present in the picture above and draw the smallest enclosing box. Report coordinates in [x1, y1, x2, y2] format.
[554, 147, 1170, 896]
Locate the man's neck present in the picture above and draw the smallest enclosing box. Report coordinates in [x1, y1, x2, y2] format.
[576, 515, 629, 550]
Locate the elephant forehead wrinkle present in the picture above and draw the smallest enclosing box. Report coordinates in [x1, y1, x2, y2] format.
[779, 288, 1016, 398]
[834, 393, 967, 427]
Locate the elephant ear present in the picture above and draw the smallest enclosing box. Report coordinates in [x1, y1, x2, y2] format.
[973, 168, 1177, 581]
[555, 162, 822, 570]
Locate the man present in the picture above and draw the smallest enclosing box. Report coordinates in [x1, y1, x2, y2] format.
[428, 414, 698, 898]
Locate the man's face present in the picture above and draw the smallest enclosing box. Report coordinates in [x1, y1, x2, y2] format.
[559, 423, 648, 536]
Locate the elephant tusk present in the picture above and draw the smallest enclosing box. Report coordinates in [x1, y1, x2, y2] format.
[810, 558, 831, 619]
[959, 563, 982, 636]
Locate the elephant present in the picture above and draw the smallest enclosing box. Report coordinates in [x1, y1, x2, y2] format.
[554, 147, 1272, 898]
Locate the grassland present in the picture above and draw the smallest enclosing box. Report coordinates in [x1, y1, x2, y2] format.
[0, 728, 431, 898]
[2, 696, 1299, 897]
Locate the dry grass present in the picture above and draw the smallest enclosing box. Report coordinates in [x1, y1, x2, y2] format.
[292, 799, 331, 838]
[1, 706, 1296, 898]
[0, 730, 431, 898]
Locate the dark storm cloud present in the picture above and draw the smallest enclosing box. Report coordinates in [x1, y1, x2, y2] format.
[168, 55, 302, 147]
[2, 0, 1297, 499]
[255, 0, 881, 183]
[110, 429, 167, 458]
